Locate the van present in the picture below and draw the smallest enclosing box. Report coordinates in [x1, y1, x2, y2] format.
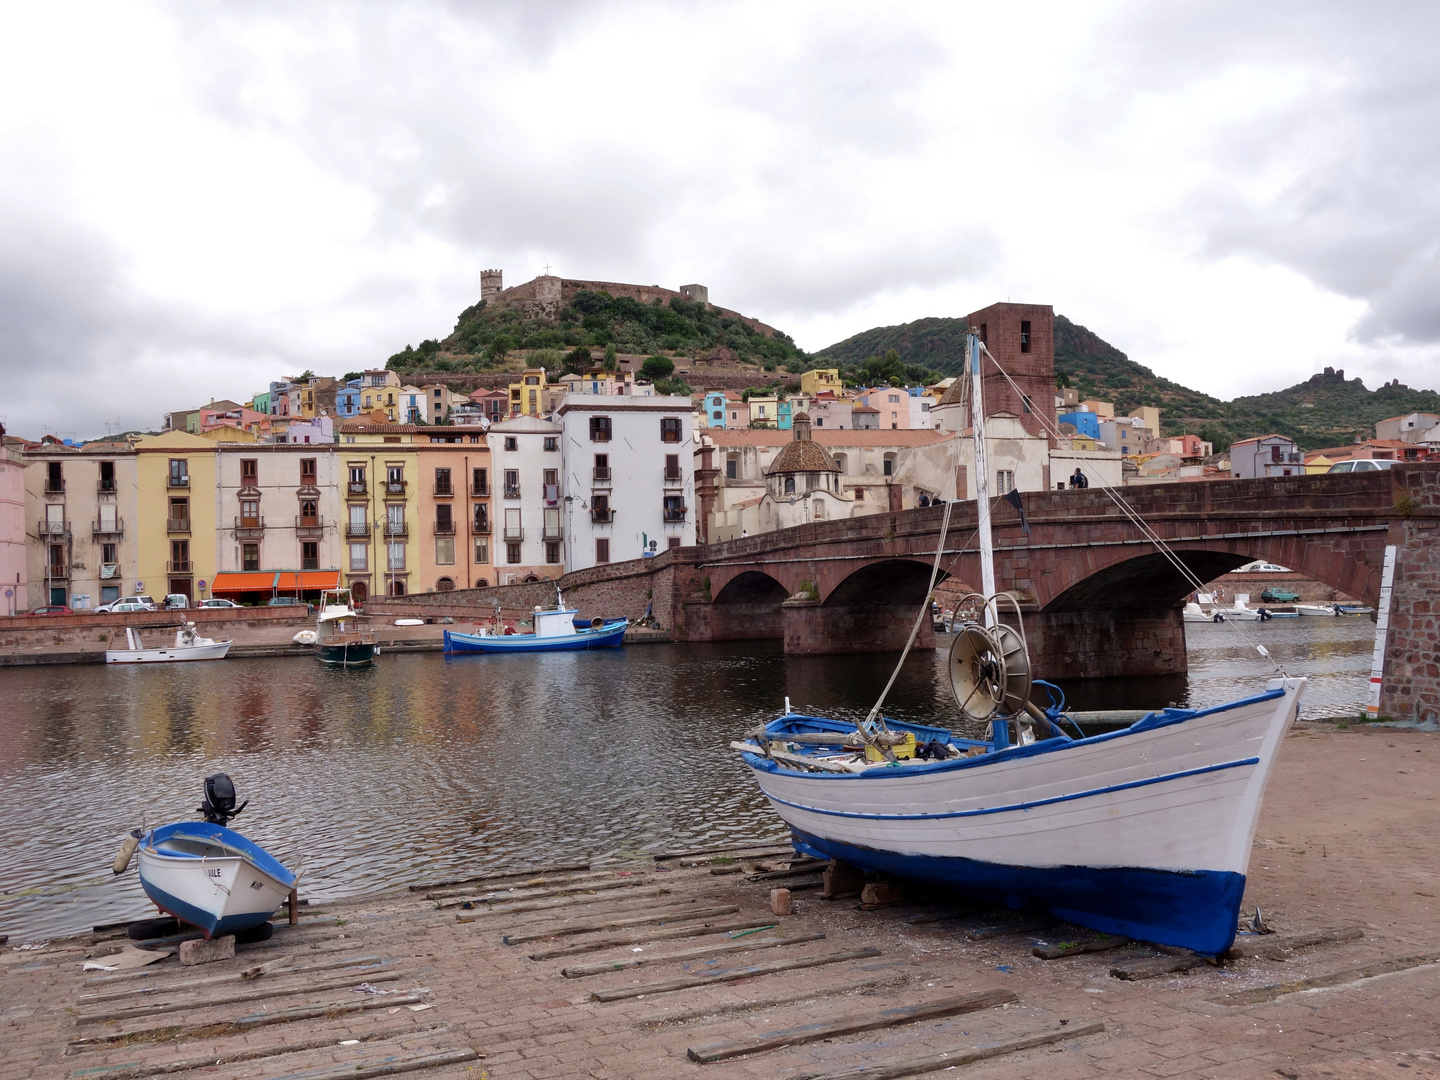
[163, 594, 190, 610]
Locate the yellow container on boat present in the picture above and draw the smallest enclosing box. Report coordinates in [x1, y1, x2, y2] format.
[865, 732, 917, 762]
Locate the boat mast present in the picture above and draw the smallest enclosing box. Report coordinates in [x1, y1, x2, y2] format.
[968, 332, 996, 625]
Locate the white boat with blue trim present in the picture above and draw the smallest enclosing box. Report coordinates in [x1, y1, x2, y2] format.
[443, 598, 627, 654]
[734, 330, 1307, 957]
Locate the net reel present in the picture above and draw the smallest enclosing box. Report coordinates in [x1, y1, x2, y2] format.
[947, 594, 1034, 741]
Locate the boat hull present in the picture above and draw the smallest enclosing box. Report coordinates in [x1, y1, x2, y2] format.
[137, 823, 296, 939]
[443, 621, 627, 653]
[743, 680, 1304, 955]
[105, 642, 232, 664]
[316, 640, 377, 666]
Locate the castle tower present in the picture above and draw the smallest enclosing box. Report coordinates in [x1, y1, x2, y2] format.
[481, 269, 503, 303]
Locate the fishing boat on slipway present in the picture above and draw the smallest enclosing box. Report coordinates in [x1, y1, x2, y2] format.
[733, 331, 1305, 957]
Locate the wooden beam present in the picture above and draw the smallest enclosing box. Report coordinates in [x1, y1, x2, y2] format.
[407, 862, 590, 891]
[526, 920, 777, 961]
[746, 861, 828, 883]
[254, 1047, 479, 1080]
[1223, 926, 1363, 960]
[77, 955, 382, 1002]
[790, 1021, 1105, 1080]
[634, 972, 913, 1028]
[438, 883, 670, 913]
[76, 970, 402, 1024]
[1033, 934, 1130, 960]
[1207, 951, 1440, 1006]
[562, 932, 824, 978]
[501, 905, 740, 945]
[686, 988, 1017, 1063]
[590, 947, 882, 1002]
[1109, 954, 1211, 980]
[426, 869, 616, 900]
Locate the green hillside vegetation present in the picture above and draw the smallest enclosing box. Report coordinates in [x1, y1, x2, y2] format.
[385, 291, 805, 376]
[820, 313, 1440, 451]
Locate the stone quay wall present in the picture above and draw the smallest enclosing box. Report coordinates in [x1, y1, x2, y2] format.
[1380, 464, 1440, 725]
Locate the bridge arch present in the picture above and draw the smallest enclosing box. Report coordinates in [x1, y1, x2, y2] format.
[700, 569, 790, 642]
[823, 558, 948, 608]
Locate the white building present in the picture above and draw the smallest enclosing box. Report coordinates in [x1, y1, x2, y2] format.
[557, 394, 696, 570]
[214, 444, 343, 580]
[1099, 416, 1148, 456]
[487, 414, 565, 584]
[758, 414, 852, 530]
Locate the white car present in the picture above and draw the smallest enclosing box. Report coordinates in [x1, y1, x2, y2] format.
[99, 598, 157, 614]
[198, 598, 240, 608]
[1328, 459, 1397, 473]
[1239, 561, 1289, 573]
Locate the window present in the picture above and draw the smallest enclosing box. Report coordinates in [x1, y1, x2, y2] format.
[996, 470, 1015, 494]
[102, 541, 117, 563]
[725, 456, 737, 480]
[435, 504, 453, 533]
[348, 504, 366, 536]
[170, 496, 190, 526]
[240, 499, 260, 527]
[546, 541, 560, 564]
[436, 537, 455, 565]
[168, 459, 188, 486]
[661, 417, 682, 443]
[1020, 320, 1031, 353]
[591, 494, 611, 522]
[437, 576, 455, 591]
[731, 411, 738, 421]
[663, 494, 686, 521]
[784, 475, 796, 495]
[300, 458, 317, 484]
[544, 436, 558, 452]
[979, 321, 988, 343]
[473, 504, 489, 532]
[170, 539, 190, 571]
[665, 454, 680, 481]
[504, 436, 518, 451]
[882, 454, 895, 477]
[889, 394, 900, 404]
[301, 541, 319, 570]
[349, 543, 367, 571]
[504, 469, 520, 497]
[299, 498, 318, 524]
[387, 542, 406, 570]
[474, 538, 489, 564]
[506, 541, 521, 564]
[1270, 444, 1282, 462]
[504, 507, 522, 539]
[349, 464, 366, 491]
[386, 464, 404, 492]
[594, 453, 610, 481]
[596, 538, 610, 564]
[434, 467, 452, 495]
[712, 411, 722, 421]
[472, 467, 488, 495]
[243, 543, 260, 571]
[815, 417, 823, 427]
[543, 469, 559, 503]
[99, 460, 116, 491]
[386, 504, 405, 535]
[590, 416, 612, 442]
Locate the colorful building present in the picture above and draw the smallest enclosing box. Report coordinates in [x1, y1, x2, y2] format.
[487, 414, 564, 584]
[799, 368, 843, 396]
[508, 369, 550, 418]
[411, 426, 494, 592]
[135, 431, 218, 603]
[334, 422, 421, 599]
[1, 432, 29, 612]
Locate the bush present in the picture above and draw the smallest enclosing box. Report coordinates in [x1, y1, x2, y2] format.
[641, 355, 675, 380]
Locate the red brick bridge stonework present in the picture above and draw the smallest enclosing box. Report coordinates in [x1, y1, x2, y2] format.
[370, 465, 1439, 723]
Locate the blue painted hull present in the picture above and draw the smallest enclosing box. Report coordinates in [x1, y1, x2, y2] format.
[137, 822, 297, 940]
[140, 880, 277, 939]
[443, 621, 627, 653]
[789, 827, 1246, 955]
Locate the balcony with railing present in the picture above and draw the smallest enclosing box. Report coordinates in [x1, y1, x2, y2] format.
[590, 508, 613, 523]
[37, 519, 70, 538]
[168, 474, 190, 489]
[167, 517, 191, 534]
[663, 466, 684, 485]
[92, 517, 125, 538]
[43, 477, 66, 495]
[296, 515, 324, 539]
[384, 480, 407, 499]
[503, 524, 524, 541]
[97, 480, 117, 496]
[471, 480, 489, 496]
[433, 481, 454, 497]
[503, 484, 521, 499]
[383, 520, 409, 538]
[46, 564, 69, 581]
[592, 467, 612, 486]
[663, 505, 688, 522]
[234, 515, 265, 539]
[471, 516, 491, 535]
[167, 560, 192, 574]
[543, 522, 563, 541]
[433, 519, 456, 535]
[345, 521, 370, 539]
[347, 480, 368, 497]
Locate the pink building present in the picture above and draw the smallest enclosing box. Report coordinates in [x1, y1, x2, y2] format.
[860, 388, 913, 430]
[200, 406, 269, 436]
[0, 428, 28, 614]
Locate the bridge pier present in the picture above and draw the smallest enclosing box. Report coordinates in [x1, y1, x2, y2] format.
[682, 600, 784, 642]
[1021, 608, 1188, 680]
[1379, 465, 1440, 725]
[782, 599, 936, 655]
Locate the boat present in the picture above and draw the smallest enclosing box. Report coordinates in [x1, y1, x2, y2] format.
[314, 589, 378, 666]
[128, 775, 297, 939]
[1221, 594, 1273, 621]
[105, 623, 232, 664]
[1334, 604, 1375, 616]
[443, 594, 627, 653]
[732, 331, 1307, 957]
[1183, 601, 1223, 623]
[1295, 603, 1338, 617]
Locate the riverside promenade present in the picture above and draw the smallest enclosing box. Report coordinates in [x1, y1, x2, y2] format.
[3, 722, 1437, 1080]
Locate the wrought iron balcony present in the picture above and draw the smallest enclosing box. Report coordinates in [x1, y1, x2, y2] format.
[44, 478, 65, 495]
[93, 517, 125, 538]
[592, 467, 612, 485]
[37, 519, 70, 537]
[543, 524, 563, 541]
[503, 525, 524, 541]
[471, 518, 491, 535]
[590, 508, 613, 523]
[384, 480, 407, 498]
[433, 520, 456, 535]
[46, 565, 68, 580]
[345, 521, 370, 538]
[471, 482, 489, 496]
[664, 467, 683, 485]
[167, 517, 191, 534]
[433, 483, 454, 497]
[347, 480, 368, 496]
[383, 521, 409, 538]
[504, 485, 521, 499]
[97, 480, 117, 496]
[234, 515, 265, 539]
[663, 506, 688, 522]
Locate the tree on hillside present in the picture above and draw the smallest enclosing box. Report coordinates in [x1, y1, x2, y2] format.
[641, 355, 675, 380]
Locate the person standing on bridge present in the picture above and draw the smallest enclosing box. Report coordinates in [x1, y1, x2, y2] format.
[1070, 467, 1088, 489]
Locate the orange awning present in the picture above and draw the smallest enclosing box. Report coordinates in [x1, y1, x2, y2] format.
[274, 571, 341, 591]
[210, 572, 280, 593]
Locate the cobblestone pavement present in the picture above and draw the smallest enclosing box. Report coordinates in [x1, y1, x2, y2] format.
[2, 722, 1437, 1080]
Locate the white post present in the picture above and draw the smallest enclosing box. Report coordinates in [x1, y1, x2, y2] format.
[969, 333, 995, 623]
[1366, 543, 1398, 720]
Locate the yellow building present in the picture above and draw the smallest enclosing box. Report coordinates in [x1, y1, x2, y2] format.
[1305, 454, 1335, 475]
[1081, 399, 1115, 420]
[135, 431, 218, 603]
[194, 425, 261, 443]
[509, 368, 549, 417]
[1128, 406, 1162, 437]
[335, 422, 424, 599]
[800, 368, 842, 396]
[747, 394, 779, 428]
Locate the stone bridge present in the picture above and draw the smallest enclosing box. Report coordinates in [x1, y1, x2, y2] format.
[372, 465, 1439, 724]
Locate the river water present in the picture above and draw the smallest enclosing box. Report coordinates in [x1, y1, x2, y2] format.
[0, 617, 1376, 942]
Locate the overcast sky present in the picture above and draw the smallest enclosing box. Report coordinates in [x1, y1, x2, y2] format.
[3, 1, 1438, 439]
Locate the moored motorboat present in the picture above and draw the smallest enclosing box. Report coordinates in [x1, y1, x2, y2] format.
[314, 589, 378, 666]
[1295, 603, 1338, 617]
[1183, 601, 1223, 623]
[126, 775, 297, 939]
[444, 598, 626, 654]
[1334, 603, 1375, 616]
[105, 623, 232, 664]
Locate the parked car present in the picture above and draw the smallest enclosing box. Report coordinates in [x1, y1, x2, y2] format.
[162, 594, 190, 610]
[1260, 587, 1301, 603]
[267, 596, 315, 614]
[26, 605, 74, 616]
[1328, 459, 1397, 473]
[1239, 561, 1290, 573]
[198, 598, 240, 608]
[102, 598, 157, 614]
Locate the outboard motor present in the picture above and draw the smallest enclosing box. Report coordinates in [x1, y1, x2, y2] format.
[199, 772, 248, 827]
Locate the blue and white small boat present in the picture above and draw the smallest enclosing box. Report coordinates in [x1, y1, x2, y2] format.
[443, 602, 627, 654]
[127, 774, 297, 939]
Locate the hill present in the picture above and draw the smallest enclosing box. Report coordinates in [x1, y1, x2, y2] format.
[819, 314, 1440, 450]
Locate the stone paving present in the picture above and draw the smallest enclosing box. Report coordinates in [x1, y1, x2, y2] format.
[2, 722, 1438, 1080]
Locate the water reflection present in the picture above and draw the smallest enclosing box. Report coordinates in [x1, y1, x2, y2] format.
[0, 618, 1375, 941]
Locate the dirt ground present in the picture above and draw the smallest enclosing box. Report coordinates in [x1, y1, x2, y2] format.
[2, 721, 1437, 1080]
